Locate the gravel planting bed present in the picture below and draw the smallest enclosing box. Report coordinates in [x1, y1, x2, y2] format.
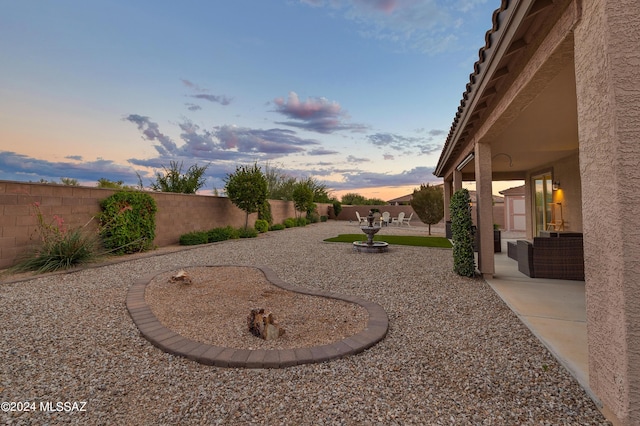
[0, 222, 609, 425]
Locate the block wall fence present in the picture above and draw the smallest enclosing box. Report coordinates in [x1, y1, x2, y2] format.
[0, 180, 331, 269]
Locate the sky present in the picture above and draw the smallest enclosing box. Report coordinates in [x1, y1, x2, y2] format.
[0, 0, 509, 201]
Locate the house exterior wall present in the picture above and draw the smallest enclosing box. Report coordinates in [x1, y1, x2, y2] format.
[523, 153, 583, 237]
[0, 180, 325, 269]
[574, 0, 640, 424]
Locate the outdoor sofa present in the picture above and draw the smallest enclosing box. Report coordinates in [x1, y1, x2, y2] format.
[516, 235, 585, 281]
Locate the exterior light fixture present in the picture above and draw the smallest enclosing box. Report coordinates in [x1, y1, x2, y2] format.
[553, 181, 561, 191]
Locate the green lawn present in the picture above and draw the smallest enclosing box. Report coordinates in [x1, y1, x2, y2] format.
[324, 234, 452, 248]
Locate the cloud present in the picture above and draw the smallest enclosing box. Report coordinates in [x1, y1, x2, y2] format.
[346, 155, 370, 164]
[307, 148, 340, 156]
[330, 166, 439, 190]
[273, 92, 368, 134]
[297, 0, 487, 53]
[190, 93, 232, 106]
[182, 79, 232, 106]
[185, 103, 202, 111]
[124, 114, 178, 155]
[0, 151, 141, 184]
[125, 115, 321, 166]
[366, 132, 442, 155]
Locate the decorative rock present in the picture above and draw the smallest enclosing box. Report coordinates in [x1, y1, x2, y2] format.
[247, 308, 285, 340]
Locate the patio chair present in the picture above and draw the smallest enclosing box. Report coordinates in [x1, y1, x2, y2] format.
[355, 211, 368, 225]
[392, 212, 405, 226]
[401, 212, 413, 226]
[381, 211, 391, 226]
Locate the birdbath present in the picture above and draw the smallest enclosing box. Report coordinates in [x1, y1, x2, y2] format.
[353, 211, 389, 253]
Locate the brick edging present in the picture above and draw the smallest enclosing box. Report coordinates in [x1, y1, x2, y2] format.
[126, 265, 389, 368]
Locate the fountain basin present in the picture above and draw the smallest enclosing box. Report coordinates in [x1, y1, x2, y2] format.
[353, 240, 389, 253]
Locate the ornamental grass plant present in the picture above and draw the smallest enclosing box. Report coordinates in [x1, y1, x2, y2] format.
[10, 202, 99, 273]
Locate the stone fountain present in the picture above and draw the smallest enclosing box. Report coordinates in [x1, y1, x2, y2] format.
[353, 211, 389, 253]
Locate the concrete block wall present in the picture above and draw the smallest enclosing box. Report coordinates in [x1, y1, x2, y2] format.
[0, 180, 328, 269]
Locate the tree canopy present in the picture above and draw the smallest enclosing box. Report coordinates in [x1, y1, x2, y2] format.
[410, 184, 444, 235]
[292, 181, 315, 218]
[149, 161, 208, 194]
[224, 163, 268, 229]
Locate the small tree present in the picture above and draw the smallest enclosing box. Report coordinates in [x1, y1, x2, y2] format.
[450, 188, 475, 277]
[224, 163, 268, 229]
[150, 161, 208, 194]
[292, 181, 314, 219]
[410, 184, 444, 235]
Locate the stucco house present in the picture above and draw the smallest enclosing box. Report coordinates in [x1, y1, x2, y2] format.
[434, 1, 639, 424]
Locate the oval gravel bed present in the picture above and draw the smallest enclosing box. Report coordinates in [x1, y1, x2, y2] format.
[126, 265, 389, 368]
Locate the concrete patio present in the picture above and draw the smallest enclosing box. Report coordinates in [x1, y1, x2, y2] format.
[486, 238, 591, 402]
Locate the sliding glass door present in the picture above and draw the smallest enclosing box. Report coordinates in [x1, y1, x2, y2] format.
[533, 173, 553, 236]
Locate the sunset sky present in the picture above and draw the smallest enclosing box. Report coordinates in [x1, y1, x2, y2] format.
[0, 0, 508, 201]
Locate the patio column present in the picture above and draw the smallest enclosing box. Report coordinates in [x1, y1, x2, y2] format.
[474, 141, 494, 278]
[575, 0, 640, 424]
[452, 169, 462, 192]
[443, 180, 452, 222]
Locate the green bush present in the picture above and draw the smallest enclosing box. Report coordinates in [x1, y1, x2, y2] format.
[237, 227, 258, 238]
[207, 226, 239, 242]
[99, 191, 157, 254]
[332, 201, 342, 217]
[283, 218, 296, 228]
[450, 189, 476, 277]
[295, 216, 308, 227]
[269, 223, 286, 231]
[307, 212, 320, 223]
[179, 231, 209, 245]
[258, 200, 273, 225]
[320, 215, 328, 222]
[254, 219, 269, 233]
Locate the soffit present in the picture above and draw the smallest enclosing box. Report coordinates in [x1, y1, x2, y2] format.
[435, 0, 574, 178]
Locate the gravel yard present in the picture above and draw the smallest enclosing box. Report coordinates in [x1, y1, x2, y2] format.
[0, 222, 609, 425]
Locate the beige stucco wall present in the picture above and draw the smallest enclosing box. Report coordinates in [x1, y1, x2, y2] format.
[574, 0, 640, 424]
[523, 153, 582, 237]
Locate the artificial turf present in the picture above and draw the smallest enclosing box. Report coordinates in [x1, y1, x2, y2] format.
[324, 234, 452, 248]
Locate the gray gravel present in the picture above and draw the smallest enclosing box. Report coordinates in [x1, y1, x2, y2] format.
[0, 222, 609, 425]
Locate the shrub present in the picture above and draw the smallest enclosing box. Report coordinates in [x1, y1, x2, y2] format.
[269, 223, 286, 231]
[179, 231, 209, 246]
[99, 191, 157, 254]
[283, 218, 296, 228]
[320, 215, 328, 222]
[237, 227, 258, 238]
[11, 203, 99, 273]
[258, 200, 273, 225]
[207, 226, 239, 242]
[295, 216, 308, 227]
[254, 219, 269, 233]
[332, 201, 342, 217]
[307, 212, 320, 223]
[450, 188, 476, 277]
